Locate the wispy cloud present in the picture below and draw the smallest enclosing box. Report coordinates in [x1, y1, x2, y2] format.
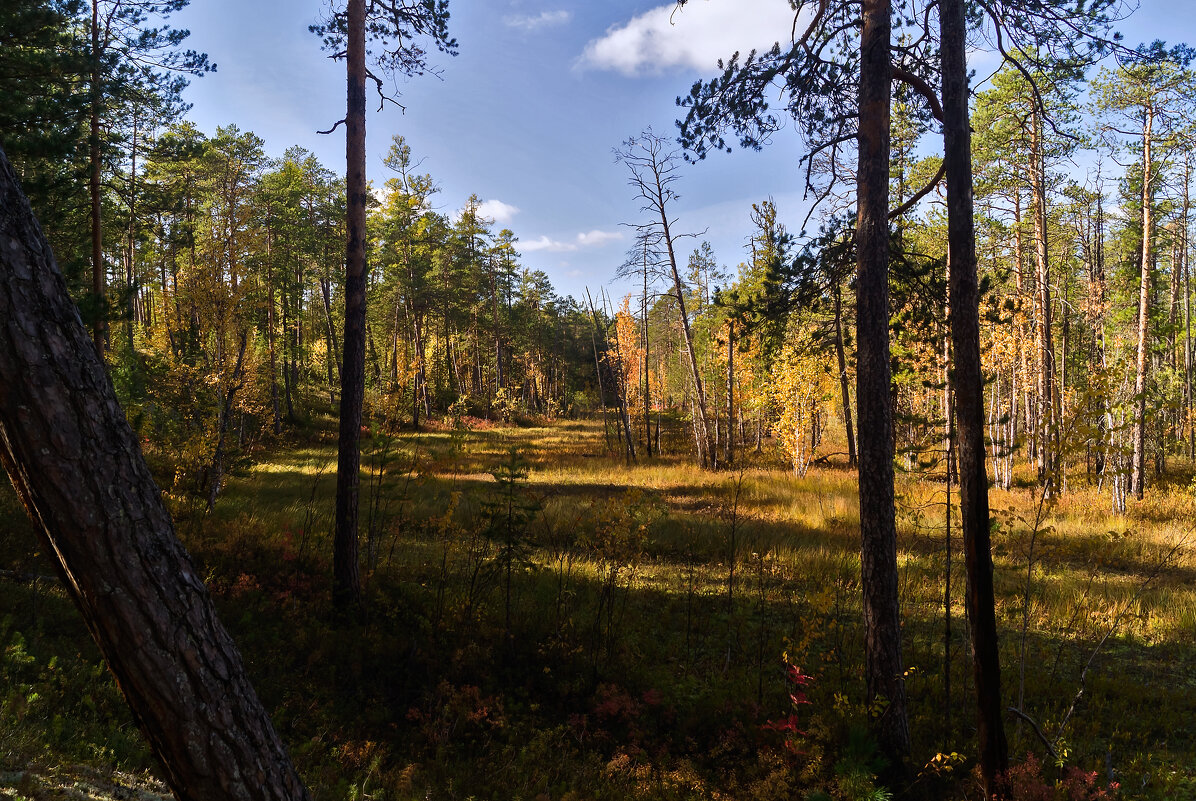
[576, 229, 624, 247]
[504, 10, 571, 32]
[477, 199, 520, 225]
[577, 0, 799, 77]
[522, 229, 624, 252]
[522, 236, 573, 253]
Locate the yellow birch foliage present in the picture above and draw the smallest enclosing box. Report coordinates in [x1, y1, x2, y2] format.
[608, 296, 648, 425]
[770, 339, 835, 476]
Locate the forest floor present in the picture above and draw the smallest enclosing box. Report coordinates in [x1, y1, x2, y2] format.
[2, 412, 1195, 800]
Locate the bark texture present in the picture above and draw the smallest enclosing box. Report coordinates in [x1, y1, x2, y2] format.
[855, 0, 910, 764]
[940, 0, 1010, 792]
[833, 281, 857, 467]
[0, 145, 311, 800]
[1131, 104, 1154, 500]
[89, 0, 106, 358]
[334, 0, 367, 610]
[1031, 113, 1058, 493]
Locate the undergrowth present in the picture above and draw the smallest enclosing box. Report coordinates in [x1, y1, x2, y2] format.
[1, 415, 1193, 800]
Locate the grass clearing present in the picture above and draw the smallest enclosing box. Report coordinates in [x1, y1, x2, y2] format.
[2, 415, 1194, 799]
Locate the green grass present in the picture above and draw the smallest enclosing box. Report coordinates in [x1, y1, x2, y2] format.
[2, 414, 1195, 800]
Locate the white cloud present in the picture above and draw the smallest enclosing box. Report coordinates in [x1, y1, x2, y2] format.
[504, 10, 571, 31]
[477, 199, 520, 225]
[576, 229, 624, 247]
[523, 229, 624, 252]
[522, 235, 574, 253]
[577, 0, 800, 77]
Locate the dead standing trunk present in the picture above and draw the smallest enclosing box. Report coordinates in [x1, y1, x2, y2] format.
[618, 133, 715, 468]
[0, 145, 312, 801]
[855, 0, 910, 765]
[662, 209, 714, 469]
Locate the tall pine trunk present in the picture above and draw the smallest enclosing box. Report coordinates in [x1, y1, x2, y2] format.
[834, 280, 857, 467]
[725, 318, 734, 467]
[1131, 104, 1155, 499]
[89, 0, 106, 358]
[855, 0, 910, 765]
[1031, 112, 1057, 493]
[644, 261, 653, 457]
[334, 0, 366, 611]
[941, 2, 1010, 792]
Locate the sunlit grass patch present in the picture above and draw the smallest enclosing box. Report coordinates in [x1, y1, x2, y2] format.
[6, 415, 1196, 799]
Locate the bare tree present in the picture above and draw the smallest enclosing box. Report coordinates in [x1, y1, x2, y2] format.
[616, 130, 715, 468]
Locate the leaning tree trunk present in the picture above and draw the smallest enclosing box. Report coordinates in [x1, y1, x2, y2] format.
[335, 0, 367, 611]
[940, 1, 1010, 793]
[855, 0, 911, 766]
[0, 146, 311, 800]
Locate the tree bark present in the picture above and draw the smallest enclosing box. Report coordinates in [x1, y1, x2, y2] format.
[1184, 157, 1194, 459]
[125, 113, 139, 353]
[89, 0, 106, 359]
[206, 331, 249, 512]
[1013, 191, 1031, 458]
[833, 280, 857, 467]
[334, 0, 366, 611]
[586, 288, 614, 453]
[1031, 111, 1057, 494]
[855, 0, 910, 765]
[660, 207, 714, 468]
[1131, 104, 1154, 500]
[940, 1, 1010, 793]
[412, 307, 427, 429]
[725, 318, 734, 467]
[321, 275, 342, 388]
[0, 145, 311, 801]
[644, 258, 653, 457]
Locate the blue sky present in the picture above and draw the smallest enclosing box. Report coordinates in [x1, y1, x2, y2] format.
[171, 0, 1191, 302]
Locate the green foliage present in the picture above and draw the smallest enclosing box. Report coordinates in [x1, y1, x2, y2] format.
[485, 445, 540, 632]
[0, 614, 149, 773]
